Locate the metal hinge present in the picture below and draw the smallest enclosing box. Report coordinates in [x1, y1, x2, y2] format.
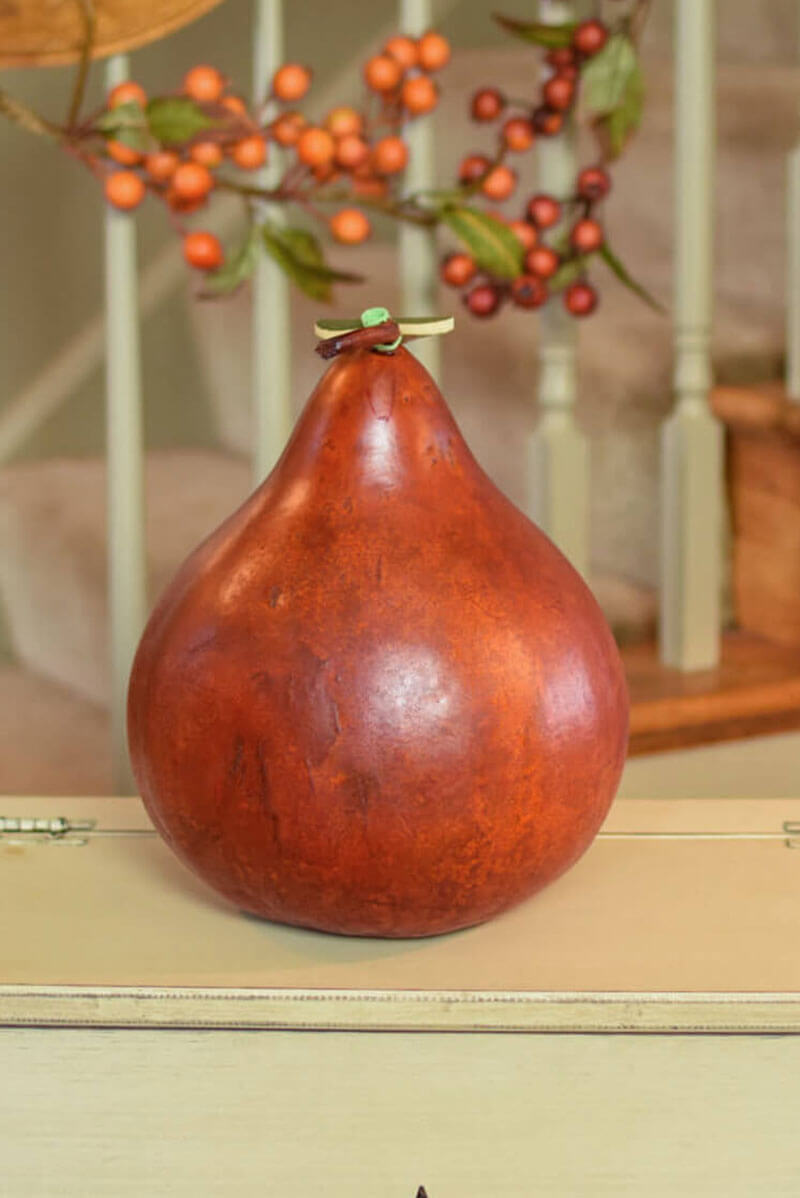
[0, 816, 96, 846]
[784, 821, 800, 849]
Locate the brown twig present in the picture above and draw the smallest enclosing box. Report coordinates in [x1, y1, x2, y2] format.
[315, 320, 401, 359]
[0, 88, 62, 139]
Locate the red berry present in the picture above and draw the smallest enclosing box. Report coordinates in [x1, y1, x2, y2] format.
[545, 47, 576, 69]
[441, 252, 476, 288]
[481, 164, 516, 201]
[502, 116, 535, 152]
[525, 245, 560, 280]
[564, 280, 598, 317]
[465, 283, 502, 318]
[183, 231, 224, 271]
[527, 193, 561, 228]
[511, 275, 548, 309]
[532, 106, 563, 137]
[508, 219, 537, 250]
[576, 165, 611, 202]
[471, 87, 505, 122]
[570, 217, 604, 253]
[543, 74, 575, 112]
[459, 153, 491, 183]
[572, 19, 608, 57]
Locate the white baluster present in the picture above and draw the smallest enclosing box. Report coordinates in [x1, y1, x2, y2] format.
[527, 0, 589, 576]
[104, 55, 147, 794]
[659, 0, 721, 669]
[252, 0, 292, 483]
[399, 0, 441, 379]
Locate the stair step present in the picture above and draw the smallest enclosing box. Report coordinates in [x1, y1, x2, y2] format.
[0, 449, 250, 706]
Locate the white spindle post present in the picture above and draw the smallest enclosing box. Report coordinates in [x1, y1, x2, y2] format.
[104, 55, 147, 794]
[252, 0, 292, 482]
[527, 0, 588, 576]
[399, 0, 441, 380]
[659, 0, 721, 669]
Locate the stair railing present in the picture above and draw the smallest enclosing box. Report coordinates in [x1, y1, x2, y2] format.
[99, 0, 721, 791]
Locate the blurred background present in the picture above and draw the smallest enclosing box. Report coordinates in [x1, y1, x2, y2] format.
[1, 0, 799, 798]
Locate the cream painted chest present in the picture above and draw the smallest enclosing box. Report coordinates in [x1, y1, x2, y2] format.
[2, 797, 799, 1197]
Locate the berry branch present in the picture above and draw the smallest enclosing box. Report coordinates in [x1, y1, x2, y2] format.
[0, 0, 657, 320]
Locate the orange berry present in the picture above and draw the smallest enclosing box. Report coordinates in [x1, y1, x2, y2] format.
[401, 74, 438, 115]
[145, 150, 179, 181]
[503, 116, 535, 152]
[107, 139, 142, 166]
[324, 106, 363, 138]
[329, 207, 371, 244]
[221, 94, 248, 116]
[313, 162, 341, 185]
[334, 134, 370, 170]
[364, 54, 402, 93]
[508, 219, 537, 250]
[352, 175, 389, 199]
[108, 80, 147, 109]
[296, 126, 335, 167]
[171, 161, 214, 200]
[383, 34, 419, 70]
[104, 170, 145, 211]
[182, 65, 225, 103]
[272, 63, 312, 102]
[190, 140, 224, 167]
[481, 164, 516, 200]
[272, 111, 306, 146]
[371, 134, 408, 175]
[230, 135, 268, 170]
[417, 31, 451, 72]
[166, 188, 206, 214]
[183, 231, 224, 270]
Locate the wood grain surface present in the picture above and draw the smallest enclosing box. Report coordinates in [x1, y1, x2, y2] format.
[2, 1028, 800, 1196]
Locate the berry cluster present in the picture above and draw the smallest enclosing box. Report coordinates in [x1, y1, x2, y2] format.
[444, 164, 610, 318]
[1, 6, 653, 318]
[100, 32, 451, 272]
[440, 18, 613, 318]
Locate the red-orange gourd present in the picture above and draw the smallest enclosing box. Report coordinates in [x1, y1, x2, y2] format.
[128, 342, 628, 937]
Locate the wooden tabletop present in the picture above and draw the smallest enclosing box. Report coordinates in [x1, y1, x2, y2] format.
[2, 797, 799, 1032]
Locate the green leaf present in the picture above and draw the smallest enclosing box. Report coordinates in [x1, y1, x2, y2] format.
[199, 226, 260, 298]
[95, 100, 153, 151]
[146, 96, 215, 145]
[599, 243, 664, 312]
[580, 33, 644, 158]
[439, 206, 524, 280]
[261, 223, 363, 302]
[95, 100, 145, 132]
[493, 14, 576, 49]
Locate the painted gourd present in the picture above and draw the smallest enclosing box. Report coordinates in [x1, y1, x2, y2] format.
[128, 342, 628, 937]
